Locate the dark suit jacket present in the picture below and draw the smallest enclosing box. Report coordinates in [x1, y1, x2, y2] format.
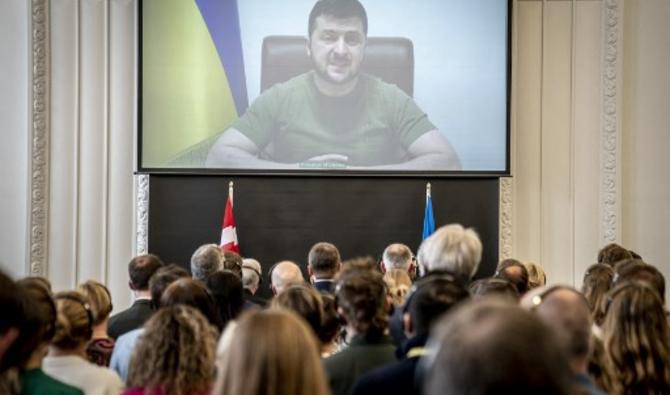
[349, 335, 428, 395]
[107, 299, 153, 340]
[324, 334, 396, 395]
[313, 279, 336, 294]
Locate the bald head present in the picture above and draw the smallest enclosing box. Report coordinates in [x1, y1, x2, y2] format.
[270, 261, 305, 296]
[521, 286, 592, 373]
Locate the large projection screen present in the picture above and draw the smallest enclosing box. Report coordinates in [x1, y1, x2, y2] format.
[139, 0, 510, 175]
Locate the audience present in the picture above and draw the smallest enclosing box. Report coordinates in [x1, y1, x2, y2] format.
[6, 229, 669, 395]
[190, 244, 223, 282]
[307, 242, 342, 293]
[241, 258, 265, 307]
[350, 272, 470, 395]
[124, 305, 217, 395]
[77, 280, 114, 367]
[581, 263, 614, 326]
[521, 285, 605, 395]
[270, 283, 324, 339]
[108, 254, 163, 340]
[380, 243, 416, 279]
[43, 291, 123, 395]
[269, 260, 304, 296]
[424, 300, 573, 395]
[324, 268, 396, 395]
[416, 223, 482, 282]
[383, 269, 412, 308]
[214, 310, 330, 395]
[495, 258, 530, 295]
[601, 281, 670, 394]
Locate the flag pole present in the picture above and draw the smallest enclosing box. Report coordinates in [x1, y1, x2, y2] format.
[229, 181, 234, 206]
[426, 182, 431, 199]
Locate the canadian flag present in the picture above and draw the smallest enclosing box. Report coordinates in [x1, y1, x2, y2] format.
[220, 182, 240, 253]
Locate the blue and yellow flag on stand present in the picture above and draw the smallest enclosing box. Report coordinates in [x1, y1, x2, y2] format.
[142, 0, 248, 166]
[422, 183, 435, 240]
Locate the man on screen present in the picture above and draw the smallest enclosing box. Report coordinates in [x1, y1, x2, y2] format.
[206, 0, 460, 170]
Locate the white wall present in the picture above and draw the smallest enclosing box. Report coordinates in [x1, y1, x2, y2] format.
[0, 0, 29, 279]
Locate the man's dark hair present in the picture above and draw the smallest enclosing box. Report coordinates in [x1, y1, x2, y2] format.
[597, 243, 633, 266]
[308, 242, 341, 278]
[613, 262, 665, 303]
[308, 0, 368, 38]
[495, 260, 529, 295]
[408, 277, 469, 337]
[205, 270, 244, 329]
[469, 278, 519, 302]
[149, 264, 189, 310]
[128, 254, 164, 290]
[424, 301, 573, 395]
[222, 250, 243, 279]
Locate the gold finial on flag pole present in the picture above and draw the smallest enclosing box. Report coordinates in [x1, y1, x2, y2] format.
[426, 182, 431, 198]
[229, 181, 234, 206]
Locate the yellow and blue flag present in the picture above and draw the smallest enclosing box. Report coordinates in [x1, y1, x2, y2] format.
[422, 184, 435, 240]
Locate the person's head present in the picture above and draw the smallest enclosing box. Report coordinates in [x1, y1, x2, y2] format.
[597, 243, 633, 266]
[128, 254, 164, 291]
[335, 268, 387, 338]
[424, 300, 573, 395]
[222, 250, 243, 279]
[524, 261, 547, 290]
[383, 269, 412, 308]
[271, 283, 324, 339]
[307, 0, 368, 90]
[149, 264, 190, 310]
[51, 291, 94, 352]
[381, 243, 415, 276]
[521, 286, 592, 374]
[4, 280, 56, 369]
[18, 276, 52, 294]
[241, 258, 262, 294]
[190, 243, 223, 282]
[468, 278, 519, 303]
[495, 259, 530, 295]
[405, 274, 469, 338]
[77, 280, 113, 327]
[214, 310, 330, 395]
[613, 261, 665, 303]
[127, 305, 217, 395]
[270, 260, 305, 296]
[602, 281, 670, 393]
[417, 223, 482, 281]
[0, 271, 22, 372]
[205, 270, 244, 329]
[581, 263, 614, 326]
[161, 277, 223, 331]
[307, 242, 341, 280]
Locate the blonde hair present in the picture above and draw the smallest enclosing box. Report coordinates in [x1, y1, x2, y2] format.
[602, 282, 670, 394]
[524, 262, 546, 290]
[52, 291, 93, 350]
[214, 310, 330, 395]
[383, 269, 412, 307]
[127, 305, 217, 395]
[77, 280, 112, 325]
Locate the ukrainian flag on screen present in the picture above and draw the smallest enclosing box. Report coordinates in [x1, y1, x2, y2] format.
[142, 0, 248, 167]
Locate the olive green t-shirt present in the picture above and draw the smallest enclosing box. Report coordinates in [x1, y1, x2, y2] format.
[234, 71, 436, 167]
[20, 368, 85, 395]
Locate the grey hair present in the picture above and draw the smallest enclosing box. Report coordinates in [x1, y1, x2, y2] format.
[417, 224, 482, 280]
[190, 244, 223, 282]
[242, 258, 262, 290]
[381, 243, 413, 271]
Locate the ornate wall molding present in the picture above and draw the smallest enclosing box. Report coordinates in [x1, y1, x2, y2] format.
[29, 0, 50, 276]
[601, 0, 620, 243]
[135, 174, 149, 255]
[499, 177, 513, 260]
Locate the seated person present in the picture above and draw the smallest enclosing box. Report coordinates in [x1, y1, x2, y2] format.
[206, 0, 460, 170]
